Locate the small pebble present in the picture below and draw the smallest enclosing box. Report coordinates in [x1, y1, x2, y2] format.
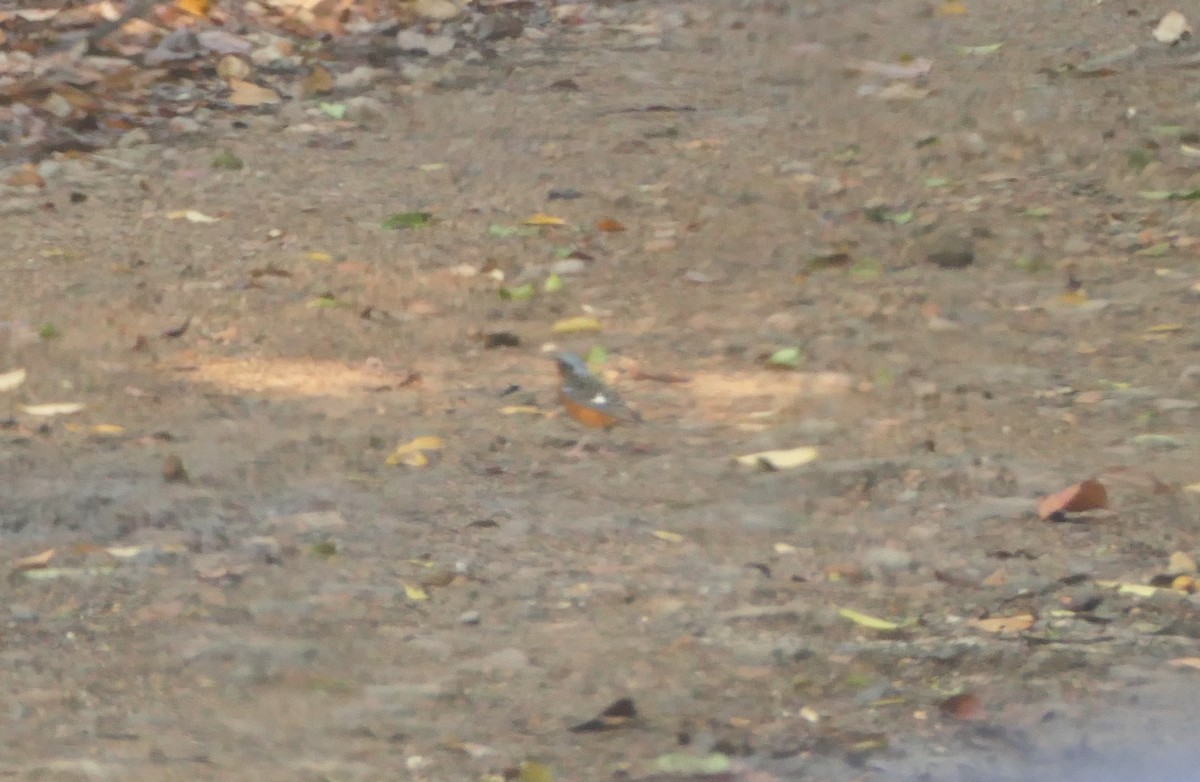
[458, 611, 481, 625]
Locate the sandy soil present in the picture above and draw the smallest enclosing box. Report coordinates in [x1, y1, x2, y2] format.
[5, 1, 1200, 780]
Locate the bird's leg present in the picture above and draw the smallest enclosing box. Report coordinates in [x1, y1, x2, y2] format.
[564, 434, 593, 459]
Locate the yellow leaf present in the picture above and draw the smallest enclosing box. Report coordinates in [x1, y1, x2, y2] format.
[21, 402, 84, 417]
[773, 542, 797, 554]
[523, 213, 566, 226]
[418, 162, 447, 171]
[306, 251, 334, 263]
[91, 424, 125, 435]
[551, 316, 603, 334]
[0, 368, 27, 392]
[1146, 323, 1184, 334]
[1169, 657, 1200, 670]
[838, 608, 909, 631]
[403, 583, 429, 601]
[651, 530, 684, 543]
[937, 0, 967, 15]
[500, 405, 545, 416]
[385, 435, 445, 467]
[518, 761, 553, 782]
[733, 447, 820, 470]
[967, 614, 1034, 633]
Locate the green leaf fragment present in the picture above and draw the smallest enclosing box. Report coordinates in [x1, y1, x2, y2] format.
[653, 753, 731, 774]
[518, 761, 553, 782]
[211, 149, 244, 170]
[382, 211, 433, 230]
[923, 177, 950, 187]
[38, 322, 61, 340]
[319, 102, 347, 119]
[499, 283, 535, 301]
[1022, 206, 1054, 218]
[310, 541, 338, 558]
[1135, 242, 1172, 257]
[307, 294, 341, 309]
[543, 273, 563, 293]
[584, 345, 608, 369]
[767, 347, 802, 369]
[849, 258, 882, 279]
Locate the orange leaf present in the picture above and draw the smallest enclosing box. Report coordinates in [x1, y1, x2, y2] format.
[5, 165, 44, 188]
[1037, 478, 1108, 520]
[176, 0, 210, 16]
[596, 218, 626, 232]
[968, 614, 1034, 634]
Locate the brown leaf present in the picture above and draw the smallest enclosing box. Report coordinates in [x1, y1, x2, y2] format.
[968, 614, 1035, 634]
[1037, 478, 1108, 520]
[939, 692, 984, 721]
[596, 217, 626, 232]
[302, 64, 334, 96]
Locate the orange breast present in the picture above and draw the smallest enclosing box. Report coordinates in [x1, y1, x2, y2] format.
[559, 388, 619, 429]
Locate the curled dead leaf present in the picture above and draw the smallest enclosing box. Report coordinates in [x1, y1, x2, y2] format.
[13, 548, 56, 571]
[1037, 478, 1108, 520]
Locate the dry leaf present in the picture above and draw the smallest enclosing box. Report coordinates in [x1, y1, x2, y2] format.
[1169, 551, 1198, 575]
[968, 614, 1034, 633]
[1168, 657, 1200, 670]
[0, 368, 27, 392]
[303, 64, 334, 95]
[21, 402, 85, 417]
[596, 217, 626, 232]
[499, 405, 545, 416]
[385, 435, 445, 467]
[403, 582, 429, 601]
[13, 548, 56, 571]
[551, 316, 603, 334]
[6, 165, 45, 188]
[176, 0, 211, 17]
[523, 213, 566, 226]
[838, 608, 910, 631]
[1037, 478, 1108, 519]
[227, 79, 281, 107]
[940, 693, 984, 720]
[733, 446, 820, 470]
[651, 529, 684, 543]
[166, 209, 220, 223]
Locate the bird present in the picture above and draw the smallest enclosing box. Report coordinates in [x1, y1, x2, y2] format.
[553, 352, 642, 432]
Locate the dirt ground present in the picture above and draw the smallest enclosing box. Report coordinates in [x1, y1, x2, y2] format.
[7, 0, 1200, 780]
